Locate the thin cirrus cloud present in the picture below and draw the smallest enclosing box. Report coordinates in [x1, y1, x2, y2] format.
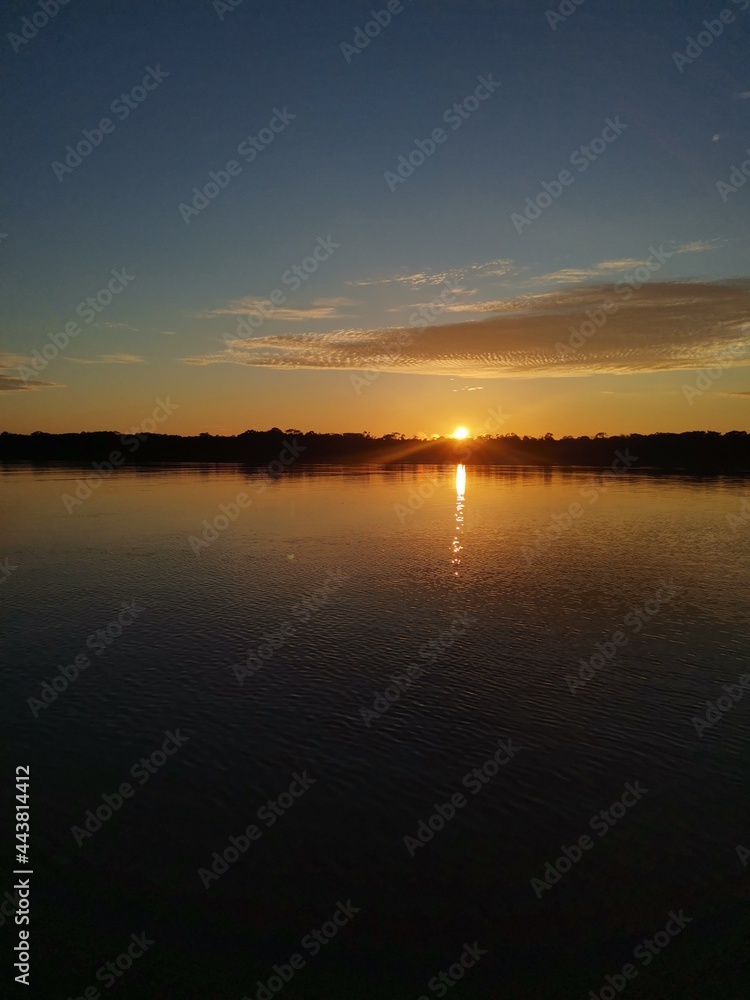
[182, 280, 750, 379]
[386, 286, 480, 313]
[0, 354, 61, 392]
[517, 241, 722, 291]
[347, 258, 515, 290]
[673, 240, 722, 254]
[348, 244, 719, 305]
[94, 321, 141, 333]
[64, 354, 146, 365]
[199, 296, 357, 322]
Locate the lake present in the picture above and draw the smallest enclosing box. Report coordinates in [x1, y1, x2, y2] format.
[2, 464, 749, 998]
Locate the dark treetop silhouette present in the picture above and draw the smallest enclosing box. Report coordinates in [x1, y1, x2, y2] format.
[1, 429, 749, 470]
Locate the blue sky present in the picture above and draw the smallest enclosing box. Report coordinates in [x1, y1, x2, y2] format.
[1, 0, 749, 435]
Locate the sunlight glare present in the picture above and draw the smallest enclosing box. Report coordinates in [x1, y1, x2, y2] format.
[455, 463, 466, 497]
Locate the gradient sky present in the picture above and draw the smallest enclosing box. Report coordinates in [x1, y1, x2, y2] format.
[1, 0, 749, 437]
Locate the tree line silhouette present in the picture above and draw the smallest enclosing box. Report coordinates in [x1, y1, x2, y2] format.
[1, 429, 749, 470]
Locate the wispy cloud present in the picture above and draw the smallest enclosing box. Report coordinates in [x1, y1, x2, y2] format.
[441, 298, 525, 314]
[386, 286, 479, 313]
[360, 245, 719, 297]
[526, 242, 721, 290]
[199, 296, 356, 322]
[0, 355, 61, 392]
[182, 281, 750, 379]
[348, 258, 515, 290]
[65, 354, 146, 365]
[595, 259, 647, 271]
[531, 267, 603, 285]
[0, 373, 60, 391]
[95, 321, 140, 332]
[674, 239, 722, 254]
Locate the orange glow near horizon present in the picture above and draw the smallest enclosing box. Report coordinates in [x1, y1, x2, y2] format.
[452, 426, 470, 440]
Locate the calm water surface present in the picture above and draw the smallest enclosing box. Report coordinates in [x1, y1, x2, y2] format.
[2, 465, 749, 998]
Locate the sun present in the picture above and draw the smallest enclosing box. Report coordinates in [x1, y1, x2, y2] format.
[452, 426, 470, 439]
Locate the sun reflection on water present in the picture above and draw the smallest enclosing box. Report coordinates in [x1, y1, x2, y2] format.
[452, 464, 466, 576]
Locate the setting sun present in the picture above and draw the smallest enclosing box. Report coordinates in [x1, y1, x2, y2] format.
[452, 426, 470, 439]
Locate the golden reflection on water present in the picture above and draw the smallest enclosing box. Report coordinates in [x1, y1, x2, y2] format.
[452, 464, 466, 576]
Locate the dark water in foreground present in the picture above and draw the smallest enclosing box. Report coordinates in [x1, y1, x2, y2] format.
[2, 465, 749, 999]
